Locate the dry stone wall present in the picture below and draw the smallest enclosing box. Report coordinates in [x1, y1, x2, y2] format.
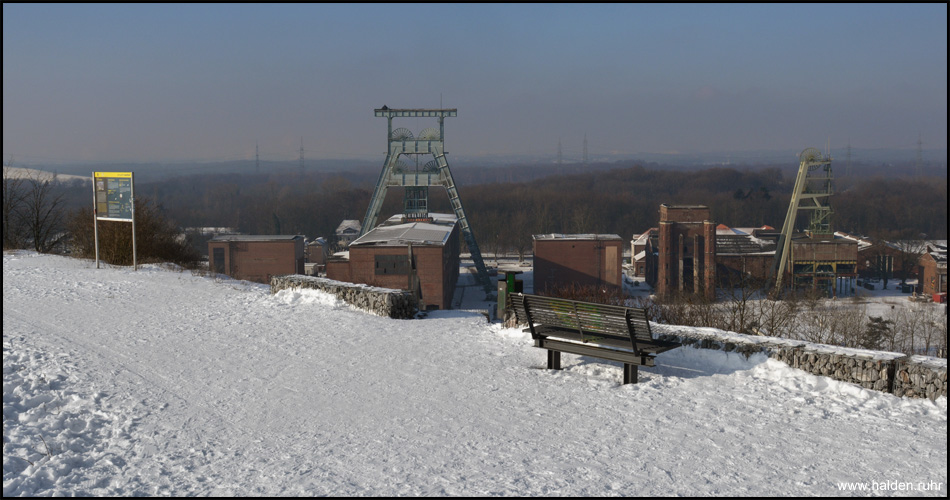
[654, 326, 946, 400]
[892, 356, 948, 400]
[270, 274, 417, 319]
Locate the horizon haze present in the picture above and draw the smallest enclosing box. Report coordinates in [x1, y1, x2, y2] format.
[3, 4, 947, 168]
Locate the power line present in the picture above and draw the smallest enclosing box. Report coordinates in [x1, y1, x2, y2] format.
[846, 140, 852, 177]
[583, 133, 588, 164]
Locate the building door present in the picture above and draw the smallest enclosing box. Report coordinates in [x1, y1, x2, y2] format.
[213, 247, 225, 274]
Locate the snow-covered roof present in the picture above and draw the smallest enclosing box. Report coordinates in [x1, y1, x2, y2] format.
[632, 228, 657, 245]
[184, 227, 239, 235]
[336, 220, 362, 234]
[533, 233, 622, 241]
[926, 242, 947, 267]
[834, 231, 876, 252]
[351, 213, 457, 247]
[713, 224, 776, 255]
[716, 224, 748, 236]
[209, 234, 302, 242]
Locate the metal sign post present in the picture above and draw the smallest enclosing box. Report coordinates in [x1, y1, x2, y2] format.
[93, 172, 136, 270]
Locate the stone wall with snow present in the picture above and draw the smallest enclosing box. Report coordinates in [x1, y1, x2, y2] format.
[270, 275, 417, 319]
[892, 356, 948, 400]
[654, 325, 946, 400]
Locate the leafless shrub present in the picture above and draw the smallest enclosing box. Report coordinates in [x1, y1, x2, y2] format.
[545, 283, 627, 306]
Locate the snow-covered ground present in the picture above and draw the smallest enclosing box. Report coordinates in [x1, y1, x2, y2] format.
[2, 167, 90, 184]
[4, 251, 947, 496]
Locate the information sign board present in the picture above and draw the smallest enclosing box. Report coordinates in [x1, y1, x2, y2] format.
[92, 171, 136, 269]
[94, 172, 133, 221]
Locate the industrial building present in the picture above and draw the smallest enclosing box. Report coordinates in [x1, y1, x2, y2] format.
[532, 233, 623, 295]
[713, 224, 777, 287]
[788, 235, 858, 297]
[918, 242, 947, 298]
[653, 205, 717, 301]
[326, 213, 460, 310]
[640, 222, 777, 292]
[640, 202, 858, 298]
[639, 149, 862, 299]
[208, 235, 305, 284]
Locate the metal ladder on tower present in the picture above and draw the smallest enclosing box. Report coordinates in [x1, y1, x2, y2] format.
[431, 143, 492, 292]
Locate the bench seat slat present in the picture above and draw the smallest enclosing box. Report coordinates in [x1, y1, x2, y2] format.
[537, 338, 656, 367]
[531, 326, 634, 349]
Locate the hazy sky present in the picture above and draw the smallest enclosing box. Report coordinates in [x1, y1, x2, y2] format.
[3, 4, 947, 165]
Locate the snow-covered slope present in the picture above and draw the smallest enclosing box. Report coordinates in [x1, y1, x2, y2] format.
[3, 251, 946, 496]
[2, 167, 90, 184]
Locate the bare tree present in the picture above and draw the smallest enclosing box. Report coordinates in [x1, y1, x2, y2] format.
[751, 297, 798, 337]
[721, 273, 766, 334]
[808, 303, 868, 347]
[22, 171, 69, 253]
[893, 236, 926, 287]
[3, 163, 28, 249]
[3, 165, 69, 253]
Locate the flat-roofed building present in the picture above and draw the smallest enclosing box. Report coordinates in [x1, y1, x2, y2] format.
[787, 235, 858, 297]
[326, 213, 460, 310]
[208, 235, 305, 283]
[533, 233, 623, 295]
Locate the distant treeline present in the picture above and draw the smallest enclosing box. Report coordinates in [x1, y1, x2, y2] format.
[33, 162, 948, 258]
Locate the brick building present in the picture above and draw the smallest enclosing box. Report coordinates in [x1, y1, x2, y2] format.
[326, 213, 460, 310]
[714, 224, 776, 287]
[640, 204, 858, 298]
[918, 242, 947, 297]
[642, 222, 777, 293]
[655, 205, 716, 301]
[532, 234, 623, 295]
[208, 235, 305, 283]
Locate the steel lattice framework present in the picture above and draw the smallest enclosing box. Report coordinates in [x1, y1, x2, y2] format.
[362, 107, 493, 292]
[771, 147, 835, 291]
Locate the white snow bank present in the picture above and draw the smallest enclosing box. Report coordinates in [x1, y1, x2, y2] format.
[4, 252, 947, 496]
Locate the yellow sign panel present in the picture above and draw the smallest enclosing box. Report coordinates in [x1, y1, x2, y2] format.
[94, 172, 133, 178]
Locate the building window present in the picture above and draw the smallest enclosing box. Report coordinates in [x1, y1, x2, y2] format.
[375, 254, 409, 275]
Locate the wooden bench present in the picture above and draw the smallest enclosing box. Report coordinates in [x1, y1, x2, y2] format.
[509, 293, 681, 384]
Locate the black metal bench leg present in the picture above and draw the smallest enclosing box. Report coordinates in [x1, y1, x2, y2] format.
[623, 364, 638, 384]
[547, 350, 561, 370]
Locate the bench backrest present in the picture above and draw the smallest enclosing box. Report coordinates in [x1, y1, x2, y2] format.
[509, 293, 652, 341]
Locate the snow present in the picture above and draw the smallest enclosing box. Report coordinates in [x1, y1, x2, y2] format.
[4, 251, 947, 496]
[2, 167, 91, 184]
